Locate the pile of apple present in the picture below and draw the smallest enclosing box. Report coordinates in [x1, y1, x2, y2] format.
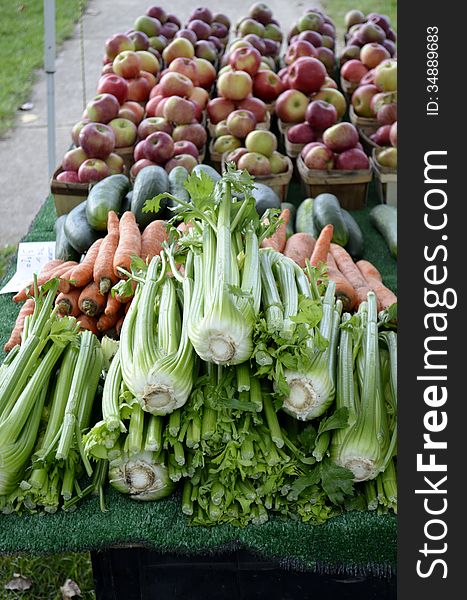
[224, 130, 289, 177]
[180, 6, 231, 66]
[131, 69, 209, 176]
[232, 3, 284, 67]
[300, 122, 370, 171]
[284, 8, 337, 77]
[341, 10, 396, 64]
[374, 121, 397, 170]
[349, 58, 397, 123]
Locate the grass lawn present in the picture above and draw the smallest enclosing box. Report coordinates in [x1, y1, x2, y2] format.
[0, 552, 95, 599]
[0, 0, 85, 138]
[321, 0, 397, 42]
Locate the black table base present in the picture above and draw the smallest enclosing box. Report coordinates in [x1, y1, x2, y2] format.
[91, 548, 396, 599]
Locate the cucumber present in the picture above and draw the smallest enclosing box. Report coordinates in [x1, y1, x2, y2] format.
[168, 165, 190, 209]
[131, 166, 169, 228]
[296, 198, 319, 238]
[370, 204, 397, 258]
[54, 215, 80, 261]
[281, 202, 297, 238]
[85, 174, 130, 231]
[192, 164, 222, 183]
[64, 201, 103, 255]
[312, 193, 349, 247]
[252, 183, 281, 217]
[121, 190, 133, 214]
[341, 209, 364, 259]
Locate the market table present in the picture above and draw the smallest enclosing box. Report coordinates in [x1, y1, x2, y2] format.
[0, 182, 397, 599]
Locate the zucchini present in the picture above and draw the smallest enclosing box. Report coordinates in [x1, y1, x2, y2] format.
[54, 215, 80, 261]
[252, 183, 281, 217]
[370, 204, 397, 258]
[131, 166, 169, 228]
[85, 174, 130, 231]
[281, 202, 297, 238]
[168, 165, 190, 212]
[312, 193, 349, 247]
[192, 164, 222, 183]
[296, 198, 319, 238]
[64, 201, 103, 255]
[341, 209, 364, 259]
[121, 190, 133, 214]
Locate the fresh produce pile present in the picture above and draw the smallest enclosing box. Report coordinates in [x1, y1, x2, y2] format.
[1, 167, 397, 526]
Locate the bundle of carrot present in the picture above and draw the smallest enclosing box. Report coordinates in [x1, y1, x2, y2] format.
[4, 213, 169, 353]
[262, 222, 397, 313]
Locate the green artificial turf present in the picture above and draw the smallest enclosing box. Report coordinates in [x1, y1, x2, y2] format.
[0, 0, 86, 138]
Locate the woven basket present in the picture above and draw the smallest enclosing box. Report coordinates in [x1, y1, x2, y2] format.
[371, 148, 397, 207]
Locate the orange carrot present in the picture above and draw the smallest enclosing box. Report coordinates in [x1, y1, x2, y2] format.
[326, 253, 357, 312]
[55, 288, 82, 317]
[57, 262, 80, 293]
[93, 211, 120, 295]
[356, 259, 382, 282]
[330, 244, 372, 306]
[114, 280, 136, 303]
[3, 299, 35, 352]
[97, 306, 124, 332]
[261, 208, 290, 253]
[140, 220, 168, 262]
[78, 282, 107, 317]
[113, 211, 142, 278]
[284, 233, 316, 267]
[13, 260, 72, 303]
[309, 224, 334, 267]
[67, 238, 103, 289]
[104, 293, 123, 317]
[76, 313, 99, 335]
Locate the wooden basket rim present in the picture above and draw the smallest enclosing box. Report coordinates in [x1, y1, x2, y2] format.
[297, 154, 372, 184]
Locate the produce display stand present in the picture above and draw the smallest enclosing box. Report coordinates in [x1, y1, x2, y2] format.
[0, 165, 397, 599]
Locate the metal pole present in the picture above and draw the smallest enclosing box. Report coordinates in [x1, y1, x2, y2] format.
[44, 0, 56, 178]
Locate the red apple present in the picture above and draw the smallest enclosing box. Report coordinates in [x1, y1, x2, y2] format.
[155, 97, 170, 117]
[189, 6, 213, 23]
[86, 93, 120, 124]
[367, 13, 391, 34]
[226, 110, 257, 138]
[62, 146, 88, 171]
[105, 33, 135, 60]
[305, 99, 338, 131]
[210, 22, 229, 38]
[71, 119, 90, 146]
[207, 97, 235, 123]
[195, 58, 217, 88]
[237, 97, 267, 123]
[173, 140, 199, 159]
[322, 75, 338, 90]
[176, 28, 198, 46]
[360, 42, 390, 69]
[245, 130, 277, 157]
[285, 40, 317, 65]
[138, 117, 172, 139]
[56, 170, 81, 183]
[163, 96, 196, 124]
[242, 34, 266, 55]
[217, 71, 253, 101]
[113, 51, 141, 79]
[146, 6, 168, 23]
[238, 152, 272, 176]
[160, 22, 179, 40]
[323, 122, 359, 152]
[225, 147, 249, 165]
[262, 38, 280, 57]
[229, 46, 262, 77]
[390, 121, 397, 146]
[195, 40, 218, 64]
[172, 122, 207, 148]
[377, 102, 397, 125]
[351, 83, 380, 117]
[126, 76, 152, 102]
[339, 45, 361, 66]
[168, 57, 199, 84]
[371, 124, 392, 146]
[360, 68, 376, 86]
[105, 153, 125, 174]
[189, 86, 209, 109]
[144, 131, 175, 163]
[140, 70, 157, 89]
[383, 39, 396, 57]
[287, 122, 316, 144]
[248, 3, 273, 25]
[188, 19, 211, 41]
[129, 30, 151, 51]
[101, 63, 114, 76]
[108, 117, 137, 148]
[275, 89, 309, 123]
[288, 57, 326, 95]
[165, 154, 198, 173]
[315, 47, 335, 73]
[253, 70, 284, 103]
[298, 30, 323, 47]
[145, 96, 164, 117]
[118, 101, 144, 124]
[335, 148, 370, 170]
[79, 123, 116, 159]
[213, 13, 231, 29]
[97, 75, 129, 104]
[131, 158, 157, 178]
[134, 140, 147, 161]
[304, 143, 334, 170]
[162, 38, 195, 64]
[358, 22, 386, 44]
[341, 59, 368, 84]
[301, 141, 323, 159]
[78, 158, 110, 183]
[159, 72, 194, 97]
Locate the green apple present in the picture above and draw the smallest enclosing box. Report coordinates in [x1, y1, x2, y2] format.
[245, 130, 277, 157]
[374, 59, 397, 92]
[269, 151, 288, 174]
[377, 147, 397, 169]
[213, 135, 242, 154]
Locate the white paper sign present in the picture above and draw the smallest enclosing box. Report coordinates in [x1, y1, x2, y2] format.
[0, 242, 56, 295]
